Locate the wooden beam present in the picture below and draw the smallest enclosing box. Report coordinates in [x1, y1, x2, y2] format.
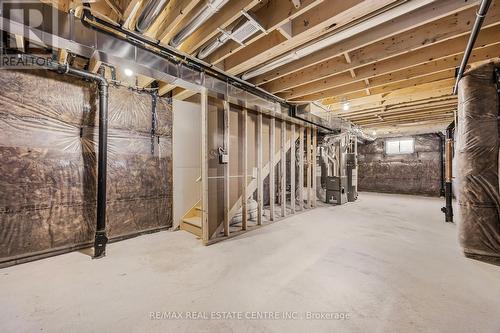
[88, 54, 102, 73]
[223, 100, 230, 236]
[257, 113, 263, 225]
[146, 0, 201, 41]
[306, 127, 312, 208]
[281, 120, 286, 217]
[254, 0, 322, 32]
[312, 127, 317, 208]
[269, 117, 276, 220]
[274, 29, 500, 98]
[242, 108, 248, 230]
[137, 75, 155, 88]
[324, 81, 456, 110]
[12, 34, 25, 52]
[290, 124, 296, 214]
[319, 73, 456, 106]
[205, 0, 323, 64]
[223, 0, 395, 74]
[178, 0, 260, 54]
[159, 0, 207, 45]
[158, 82, 176, 96]
[298, 126, 304, 211]
[250, 0, 481, 85]
[57, 48, 68, 64]
[263, 6, 500, 94]
[343, 101, 458, 119]
[173, 88, 197, 101]
[299, 69, 456, 102]
[121, 0, 143, 30]
[201, 88, 209, 244]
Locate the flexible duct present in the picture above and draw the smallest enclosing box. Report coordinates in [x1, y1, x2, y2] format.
[136, 0, 171, 33]
[241, 0, 437, 80]
[456, 62, 500, 260]
[170, 0, 230, 48]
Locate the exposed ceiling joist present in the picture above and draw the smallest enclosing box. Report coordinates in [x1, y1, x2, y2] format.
[222, 0, 396, 74]
[263, 3, 500, 94]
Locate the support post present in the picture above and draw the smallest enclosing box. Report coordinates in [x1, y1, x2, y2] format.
[223, 100, 230, 236]
[290, 124, 296, 214]
[299, 126, 304, 211]
[281, 121, 286, 217]
[307, 127, 312, 208]
[201, 88, 209, 244]
[242, 108, 248, 230]
[269, 118, 276, 221]
[312, 127, 317, 208]
[257, 113, 263, 225]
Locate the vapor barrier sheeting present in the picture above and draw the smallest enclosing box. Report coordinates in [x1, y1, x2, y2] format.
[457, 62, 500, 259]
[0, 70, 172, 265]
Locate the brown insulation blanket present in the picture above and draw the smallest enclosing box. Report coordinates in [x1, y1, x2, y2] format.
[357, 134, 441, 196]
[456, 62, 500, 259]
[0, 70, 172, 265]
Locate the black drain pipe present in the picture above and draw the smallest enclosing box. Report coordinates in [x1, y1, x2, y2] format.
[441, 121, 455, 223]
[22, 54, 109, 258]
[437, 132, 445, 197]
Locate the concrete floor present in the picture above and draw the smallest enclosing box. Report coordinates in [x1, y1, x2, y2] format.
[1, 192, 500, 333]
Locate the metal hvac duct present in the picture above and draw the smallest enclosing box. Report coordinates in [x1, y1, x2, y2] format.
[170, 0, 230, 48]
[136, 0, 170, 33]
[198, 12, 265, 59]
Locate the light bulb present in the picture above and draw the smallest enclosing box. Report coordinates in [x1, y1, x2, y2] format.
[124, 68, 134, 77]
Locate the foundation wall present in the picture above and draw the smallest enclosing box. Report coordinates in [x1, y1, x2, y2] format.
[357, 134, 441, 196]
[0, 70, 172, 265]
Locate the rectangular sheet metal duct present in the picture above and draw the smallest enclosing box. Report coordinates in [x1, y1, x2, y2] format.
[0, 4, 289, 118]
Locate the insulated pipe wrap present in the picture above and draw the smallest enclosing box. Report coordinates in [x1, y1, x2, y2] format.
[456, 62, 500, 258]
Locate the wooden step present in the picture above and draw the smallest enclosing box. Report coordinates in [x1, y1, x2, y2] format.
[193, 206, 202, 217]
[181, 216, 202, 237]
[182, 216, 202, 228]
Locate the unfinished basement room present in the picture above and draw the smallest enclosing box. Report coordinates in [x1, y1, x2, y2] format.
[1, 0, 500, 332]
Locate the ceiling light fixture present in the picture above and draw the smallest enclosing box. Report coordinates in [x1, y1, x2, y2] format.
[124, 68, 134, 77]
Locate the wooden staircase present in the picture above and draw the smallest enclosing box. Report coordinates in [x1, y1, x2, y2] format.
[180, 201, 202, 237]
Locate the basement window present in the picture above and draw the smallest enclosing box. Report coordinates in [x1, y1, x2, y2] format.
[385, 138, 415, 155]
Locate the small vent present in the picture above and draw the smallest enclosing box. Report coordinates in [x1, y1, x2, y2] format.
[232, 20, 260, 44]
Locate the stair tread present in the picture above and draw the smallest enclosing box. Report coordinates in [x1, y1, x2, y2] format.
[195, 205, 202, 210]
[182, 216, 202, 228]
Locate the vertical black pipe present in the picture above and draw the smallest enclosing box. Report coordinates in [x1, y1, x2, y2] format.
[22, 54, 110, 257]
[438, 132, 445, 197]
[441, 121, 454, 223]
[93, 78, 109, 258]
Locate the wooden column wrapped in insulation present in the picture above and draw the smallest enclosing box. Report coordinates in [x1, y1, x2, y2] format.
[456, 62, 500, 259]
[0, 70, 172, 266]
